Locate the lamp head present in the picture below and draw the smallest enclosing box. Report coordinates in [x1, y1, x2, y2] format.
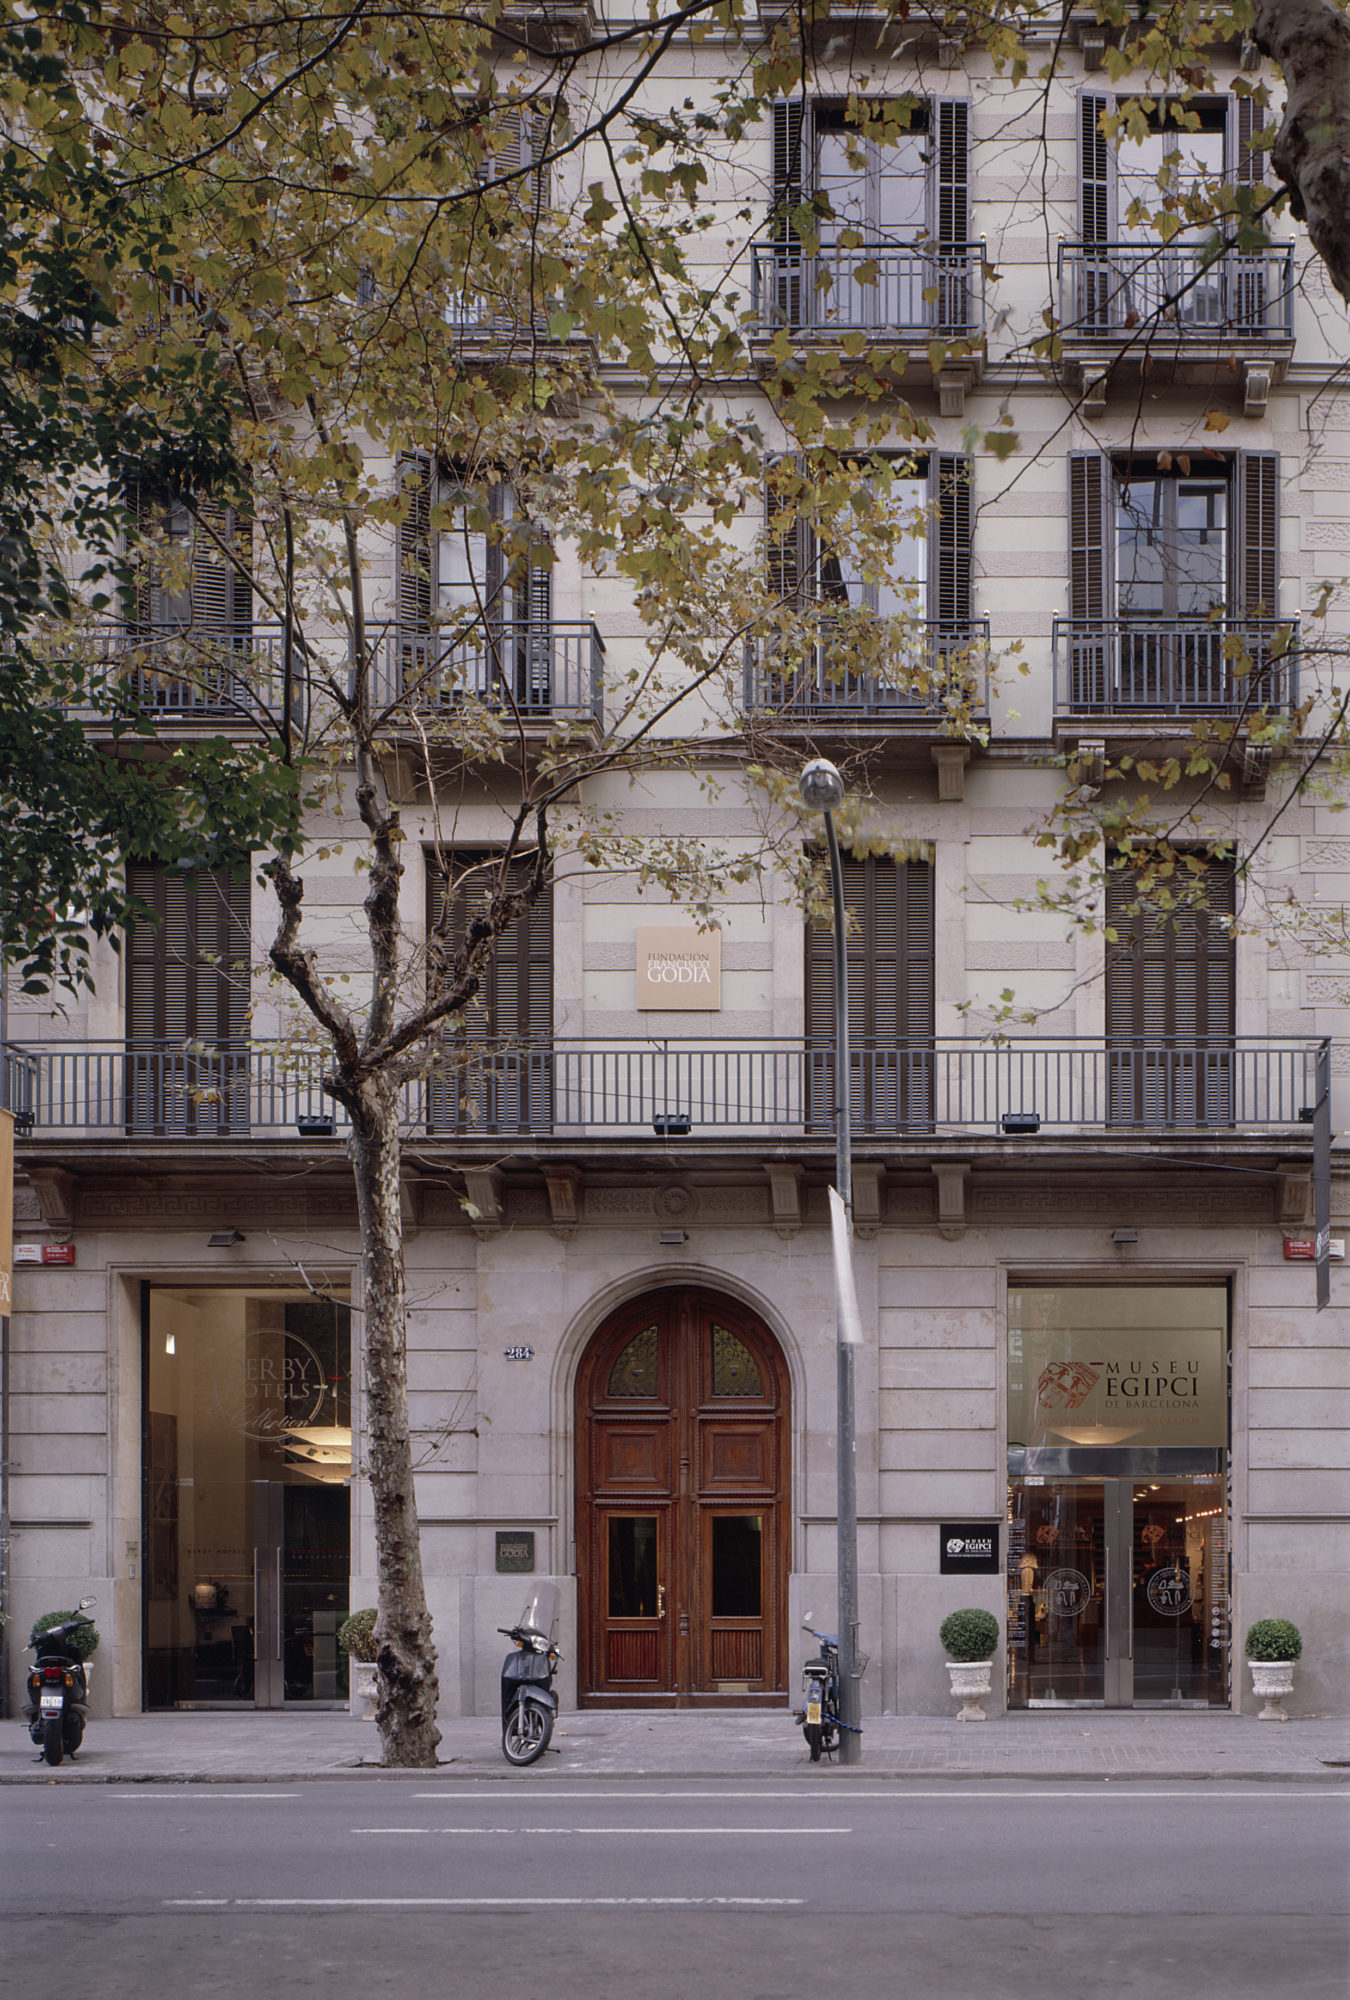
[798, 758, 845, 814]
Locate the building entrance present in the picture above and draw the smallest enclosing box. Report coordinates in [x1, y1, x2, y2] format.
[1007, 1475, 1229, 1707]
[144, 1288, 351, 1708]
[576, 1286, 789, 1707]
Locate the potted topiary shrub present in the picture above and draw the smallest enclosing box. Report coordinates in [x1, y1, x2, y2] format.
[338, 1608, 380, 1718]
[940, 1608, 1000, 1722]
[1244, 1618, 1302, 1721]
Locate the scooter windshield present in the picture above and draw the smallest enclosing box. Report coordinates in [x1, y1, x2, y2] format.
[517, 1581, 560, 1642]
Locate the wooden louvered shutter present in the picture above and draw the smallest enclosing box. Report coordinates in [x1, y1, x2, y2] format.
[397, 452, 434, 634]
[129, 480, 157, 630]
[427, 852, 553, 1131]
[1231, 96, 1274, 331]
[126, 861, 251, 1134]
[766, 456, 810, 605]
[931, 454, 972, 624]
[772, 99, 807, 233]
[1233, 451, 1278, 616]
[1079, 91, 1114, 242]
[805, 853, 934, 1131]
[190, 497, 232, 633]
[1105, 858, 1235, 1125]
[934, 99, 971, 331]
[1067, 453, 1112, 709]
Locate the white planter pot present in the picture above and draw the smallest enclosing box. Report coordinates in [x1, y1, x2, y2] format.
[946, 1658, 994, 1722]
[350, 1659, 381, 1720]
[1247, 1658, 1296, 1722]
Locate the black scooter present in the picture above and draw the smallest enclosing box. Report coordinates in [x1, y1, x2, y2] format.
[498, 1583, 561, 1767]
[794, 1613, 841, 1762]
[24, 1599, 96, 1767]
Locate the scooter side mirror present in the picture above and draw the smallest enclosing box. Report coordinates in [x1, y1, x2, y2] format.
[801, 1611, 814, 1630]
[79, 1597, 97, 1610]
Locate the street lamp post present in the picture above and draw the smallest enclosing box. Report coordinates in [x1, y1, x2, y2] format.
[799, 757, 862, 1766]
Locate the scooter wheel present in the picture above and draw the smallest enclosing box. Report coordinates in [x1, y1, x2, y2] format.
[805, 1722, 823, 1763]
[502, 1699, 553, 1767]
[42, 1717, 64, 1767]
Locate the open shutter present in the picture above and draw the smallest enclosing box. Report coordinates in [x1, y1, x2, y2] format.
[1067, 454, 1112, 710]
[765, 455, 811, 606]
[1079, 91, 1114, 241]
[1232, 91, 1270, 195]
[427, 852, 553, 1131]
[771, 98, 807, 233]
[397, 451, 434, 633]
[128, 480, 157, 630]
[190, 497, 232, 632]
[931, 454, 972, 625]
[934, 98, 970, 245]
[1233, 451, 1278, 616]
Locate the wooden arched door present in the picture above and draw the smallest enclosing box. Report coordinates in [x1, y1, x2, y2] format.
[576, 1287, 789, 1708]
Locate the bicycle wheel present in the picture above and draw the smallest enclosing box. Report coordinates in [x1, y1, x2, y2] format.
[502, 1698, 552, 1767]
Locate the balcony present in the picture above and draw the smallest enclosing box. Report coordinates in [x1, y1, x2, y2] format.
[65, 625, 300, 728]
[369, 623, 604, 729]
[5, 1036, 1324, 1144]
[1056, 243, 1294, 413]
[744, 621, 991, 729]
[1053, 617, 1300, 723]
[749, 240, 985, 411]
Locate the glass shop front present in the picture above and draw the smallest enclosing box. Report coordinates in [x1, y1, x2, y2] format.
[1007, 1286, 1230, 1709]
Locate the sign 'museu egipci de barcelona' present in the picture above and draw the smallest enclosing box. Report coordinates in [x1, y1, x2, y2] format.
[1007, 1287, 1227, 1451]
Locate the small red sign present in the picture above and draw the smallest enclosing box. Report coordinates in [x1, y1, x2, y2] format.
[41, 1244, 76, 1266]
[1283, 1237, 1316, 1261]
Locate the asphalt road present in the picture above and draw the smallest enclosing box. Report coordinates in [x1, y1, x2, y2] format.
[3, 1779, 1347, 1997]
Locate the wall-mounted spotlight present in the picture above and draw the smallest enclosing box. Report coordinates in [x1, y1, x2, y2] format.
[1112, 1229, 1139, 1246]
[207, 1229, 246, 1248]
[659, 1228, 689, 1245]
[296, 1114, 336, 1138]
[1000, 1111, 1041, 1136]
[652, 1113, 692, 1137]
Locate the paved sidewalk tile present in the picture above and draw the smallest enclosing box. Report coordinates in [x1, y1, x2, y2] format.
[3, 1708, 1347, 1785]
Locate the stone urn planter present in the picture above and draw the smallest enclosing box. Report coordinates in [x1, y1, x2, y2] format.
[1244, 1619, 1302, 1722]
[945, 1658, 994, 1722]
[350, 1658, 382, 1720]
[940, 1608, 1000, 1722]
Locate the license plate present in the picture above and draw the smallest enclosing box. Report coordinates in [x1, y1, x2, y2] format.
[40, 1693, 64, 1711]
[806, 1699, 821, 1724]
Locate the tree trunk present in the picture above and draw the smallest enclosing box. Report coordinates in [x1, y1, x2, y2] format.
[1253, 0, 1350, 304]
[347, 1068, 441, 1767]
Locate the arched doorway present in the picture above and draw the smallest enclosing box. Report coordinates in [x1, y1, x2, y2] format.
[576, 1286, 790, 1707]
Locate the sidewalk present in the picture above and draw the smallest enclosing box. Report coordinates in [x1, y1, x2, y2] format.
[3, 1707, 1347, 1784]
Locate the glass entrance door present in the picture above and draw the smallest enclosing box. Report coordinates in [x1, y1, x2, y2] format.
[1008, 1476, 1228, 1708]
[145, 1288, 351, 1708]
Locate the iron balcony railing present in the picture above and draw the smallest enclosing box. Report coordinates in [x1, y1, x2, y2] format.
[3, 1036, 1325, 1141]
[63, 624, 300, 722]
[1053, 617, 1300, 719]
[370, 622, 604, 724]
[750, 239, 985, 340]
[1057, 243, 1295, 342]
[745, 621, 991, 721]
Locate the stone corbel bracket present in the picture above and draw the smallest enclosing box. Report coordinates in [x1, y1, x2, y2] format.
[932, 1161, 971, 1241]
[1277, 1158, 1313, 1228]
[26, 1167, 77, 1232]
[932, 743, 971, 802]
[543, 1165, 582, 1240]
[852, 1163, 885, 1241]
[764, 1162, 804, 1240]
[462, 1166, 504, 1241]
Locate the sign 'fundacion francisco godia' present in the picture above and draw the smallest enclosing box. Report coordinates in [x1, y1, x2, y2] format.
[635, 925, 722, 1010]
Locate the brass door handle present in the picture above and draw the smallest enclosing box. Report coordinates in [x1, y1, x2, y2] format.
[657, 1584, 666, 1618]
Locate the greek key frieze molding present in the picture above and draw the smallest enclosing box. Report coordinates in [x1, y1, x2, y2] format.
[79, 1190, 355, 1226]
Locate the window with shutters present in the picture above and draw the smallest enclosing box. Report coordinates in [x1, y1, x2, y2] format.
[123, 483, 254, 716]
[425, 850, 553, 1134]
[1060, 453, 1292, 717]
[1105, 854, 1236, 1127]
[395, 454, 554, 710]
[1067, 92, 1289, 339]
[446, 103, 554, 331]
[756, 454, 979, 717]
[755, 97, 974, 335]
[804, 850, 934, 1133]
[125, 861, 252, 1135]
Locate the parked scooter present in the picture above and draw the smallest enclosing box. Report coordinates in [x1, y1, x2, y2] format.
[24, 1599, 97, 1767]
[794, 1613, 841, 1762]
[498, 1582, 561, 1767]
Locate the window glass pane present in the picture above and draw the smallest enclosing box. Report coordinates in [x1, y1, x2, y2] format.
[1118, 126, 1225, 242]
[608, 1517, 658, 1618]
[711, 1515, 762, 1617]
[1174, 483, 1226, 614]
[607, 1325, 659, 1398]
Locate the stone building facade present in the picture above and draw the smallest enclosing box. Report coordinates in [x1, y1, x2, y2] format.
[3, 9, 1349, 1723]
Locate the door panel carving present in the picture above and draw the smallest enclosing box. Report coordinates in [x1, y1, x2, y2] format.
[577, 1288, 788, 1706]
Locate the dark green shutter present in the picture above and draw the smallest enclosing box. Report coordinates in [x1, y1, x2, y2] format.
[1233, 451, 1278, 617]
[1079, 91, 1114, 241]
[934, 98, 970, 244]
[932, 455, 972, 623]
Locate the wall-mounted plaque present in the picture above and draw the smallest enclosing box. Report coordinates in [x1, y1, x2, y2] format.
[495, 1530, 536, 1574]
[636, 926, 722, 1010]
[939, 1523, 1000, 1574]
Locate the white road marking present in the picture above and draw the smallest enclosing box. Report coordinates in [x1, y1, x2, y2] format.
[103, 1792, 300, 1800]
[411, 1787, 1349, 1803]
[349, 1825, 851, 1835]
[165, 1896, 804, 1908]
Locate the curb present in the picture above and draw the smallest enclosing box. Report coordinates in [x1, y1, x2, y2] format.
[3, 1763, 1347, 1786]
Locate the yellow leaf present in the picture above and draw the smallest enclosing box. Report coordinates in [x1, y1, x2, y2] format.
[1203, 410, 1230, 433]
